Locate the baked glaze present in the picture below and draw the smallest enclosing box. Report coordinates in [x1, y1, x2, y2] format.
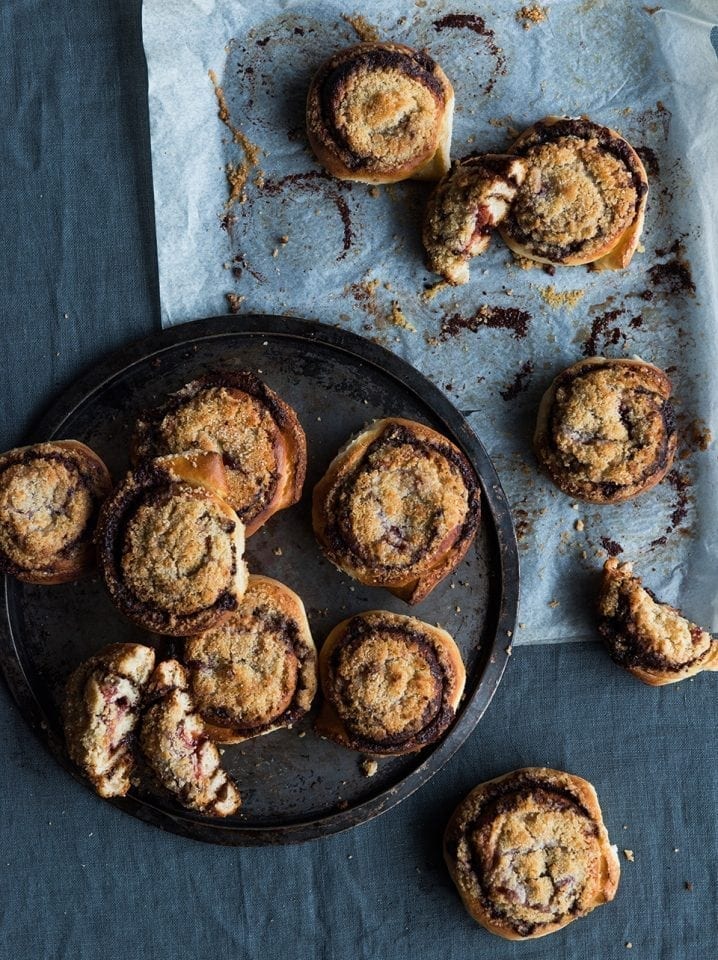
[96, 452, 248, 636]
[499, 117, 648, 268]
[62, 643, 156, 798]
[306, 42, 454, 183]
[597, 557, 718, 686]
[313, 418, 480, 604]
[534, 357, 677, 503]
[0, 440, 111, 583]
[315, 610, 465, 756]
[444, 767, 620, 940]
[423, 154, 526, 284]
[184, 574, 317, 743]
[132, 371, 306, 536]
[139, 659, 241, 817]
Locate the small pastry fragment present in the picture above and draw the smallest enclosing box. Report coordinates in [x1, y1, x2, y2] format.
[132, 371, 306, 536]
[139, 659, 241, 817]
[534, 357, 677, 503]
[597, 557, 718, 686]
[185, 575, 317, 743]
[313, 418, 480, 604]
[444, 768, 620, 940]
[423, 154, 526, 284]
[498, 116, 648, 269]
[306, 42, 454, 183]
[0, 440, 111, 584]
[62, 643, 156, 798]
[96, 452, 248, 636]
[315, 610, 466, 756]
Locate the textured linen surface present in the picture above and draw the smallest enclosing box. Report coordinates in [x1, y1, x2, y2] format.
[0, 2, 716, 958]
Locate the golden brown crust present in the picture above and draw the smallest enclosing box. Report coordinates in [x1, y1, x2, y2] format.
[132, 371, 306, 537]
[534, 357, 677, 503]
[184, 574, 317, 743]
[313, 418, 480, 604]
[62, 643, 156, 798]
[444, 768, 620, 940]
[306, 42, 454, 184]
[597, 557, 718, 685]
[423, 154, 527, 285]
[139, 659, 241, 817]
[0, 440, 111, 584]
[96, 452, 248, 636]
[498, 116, 648, 268]
[315, 610, 466, 756]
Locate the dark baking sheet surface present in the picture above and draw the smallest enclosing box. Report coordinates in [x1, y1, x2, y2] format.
[0, 315, 518, 844]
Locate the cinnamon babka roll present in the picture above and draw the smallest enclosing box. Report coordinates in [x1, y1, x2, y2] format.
[184, 575, 317, 743]
[306, 42, 454, 183]
[597, 557, 718, 686]
[315, 610, 465, 756]
[534, 358, 677, 503]
[423, 154, 527, 284]
[96, 452, 248, 636]
[139, 659, 241, 817]
[313, 419, 480, 604]
[0, 440, 111, 584]
[62, 643, 156, 798]
[498, 117, 648, 269]
[444, 768, 620, 940]
[132, 371, 306, 536]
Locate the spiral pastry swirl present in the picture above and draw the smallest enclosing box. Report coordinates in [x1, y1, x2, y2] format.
[315, 610, 466, 756]
[184, 574, 317, 743]
[534, 358, 677, 503]
[423, 154, 527, 285]
[132, 371, 306, 537]
[306, 42, 454, 183]
[62, 643, 156, 798]
[96, 452, 248, 636]
[597, 557, 718, 686]
[0, 440, 111, 584]
[499, 117, 648, 269]
[313, 418, 480, 604]
[444, 768, 620, 940]
[139, 659, 241, 817]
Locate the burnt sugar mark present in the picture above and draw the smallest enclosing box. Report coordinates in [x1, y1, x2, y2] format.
[262, 171, 354, 261]
[439, 305, 531, 342]
[499, 360, 534, 401]
[600, 537, 624, 557]
[649, 238, 696, 296]
[666, 468, 692, 533]
[433, 14, 507, 95]
[635, 145, 660, 178]
[231, 253, 265, 284]
[582, 309, 626, 357]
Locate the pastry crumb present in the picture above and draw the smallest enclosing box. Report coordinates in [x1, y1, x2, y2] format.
[574, 518, 585, 531]
[225, 292, 245, 314]
[389, 301, 416, 332]
[273, 547, 283, 557]
[548, 599, 560, 608]
[341, 13, 380, 42]
[516, 5, 548, 29]
[685, 881, 693, 891]
[369, 186, 380, 198]
[539, 284, 585, 309]
[421, 280, 450, 302]
[361, 758, 379, 777]
[623, 849, 635, 862]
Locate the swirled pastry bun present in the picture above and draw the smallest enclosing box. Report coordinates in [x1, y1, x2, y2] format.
[184, 575, 317, 743]
[444, 768, 620, 940]
[597, 557, 718, 686]
[534, 358, 677, 503]
[315, 610, 465, 756]
[423, 154, 527, 284]
[498, 117, 648, 269]
[0, 440, 111, 584]
[139, 659, 241, 817]
[62, 643, 156, 798]
[306, 42, 454, 183]
[313, 418, 480, 604]
[132, 371, 306, 537]
[96, 452, 248, 636]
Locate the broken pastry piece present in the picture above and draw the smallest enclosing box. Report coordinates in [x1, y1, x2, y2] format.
[423, 154, 526, 284]
[306, 42, 454, 183]
[444, 767, 620, 940]
[597, 557, 718, 686]
[62, 643, 156, 798]
[499, 117, 648, 269]
[139, 659, 241, 817]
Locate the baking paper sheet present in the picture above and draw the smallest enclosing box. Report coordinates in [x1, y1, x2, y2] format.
[143, 0, 718, 644]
